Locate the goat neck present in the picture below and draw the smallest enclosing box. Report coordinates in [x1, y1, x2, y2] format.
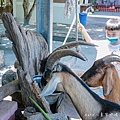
[43, 49, 86, 80]
[40, 63, 120, 120]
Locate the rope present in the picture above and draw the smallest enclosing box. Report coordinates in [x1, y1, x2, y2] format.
[63, 0, 90, 68]
[75, 0, 78, 42]
[64, 0, 75, 18]
[63, 16, 76, 45]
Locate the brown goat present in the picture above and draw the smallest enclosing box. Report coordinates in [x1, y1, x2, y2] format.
[102, 64, 120, 103]
[81, 55, 120, 104]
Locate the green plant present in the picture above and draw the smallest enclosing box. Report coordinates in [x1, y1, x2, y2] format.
[29, 97, 52, 120]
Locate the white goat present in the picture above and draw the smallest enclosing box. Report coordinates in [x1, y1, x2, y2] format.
[40, 62, 120, 120]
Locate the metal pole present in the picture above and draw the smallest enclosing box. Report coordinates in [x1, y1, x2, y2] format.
[63, 16, 76, 45]
[75, 0, 78, 42]
[36, 0, 53, 53]
[75, 0, 80, 53]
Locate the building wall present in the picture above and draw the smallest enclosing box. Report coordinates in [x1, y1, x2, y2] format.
[53, 3, 77, 24]
[13, 0, 79, 24]
[97, 0, 120, 6]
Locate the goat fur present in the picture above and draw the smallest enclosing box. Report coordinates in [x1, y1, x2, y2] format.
[82, 63, 120, 105]
[40, 63, 120, 120]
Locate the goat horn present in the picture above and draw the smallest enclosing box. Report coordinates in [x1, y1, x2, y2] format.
[102, 54, 120, 64]
[54, 41, 97, 52]
[41, 41, 96, 72]
[45, 49, 86, 70]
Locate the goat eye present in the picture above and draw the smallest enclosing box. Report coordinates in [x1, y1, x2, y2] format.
[96, 68, 101, 73]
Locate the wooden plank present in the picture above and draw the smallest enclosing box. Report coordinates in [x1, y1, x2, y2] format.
[0, 100, 18, 120]
[0, 79, 20, 101]
[2, 12, 51, 113]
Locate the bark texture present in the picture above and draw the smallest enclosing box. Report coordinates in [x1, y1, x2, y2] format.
[23, 0, 36, 25]
[1, 12, 51, 113]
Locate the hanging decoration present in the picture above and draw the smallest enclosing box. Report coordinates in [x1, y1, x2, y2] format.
[64, 0, 75, 18]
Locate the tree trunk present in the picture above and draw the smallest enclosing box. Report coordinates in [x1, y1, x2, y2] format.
[2, 12, 51, 113]
[0, 79, 19, 101]
[10, 0, 13, 5]
[23, 0, 36, 25]
[22, 0, 29, 19]
[24, 0, 36, 25]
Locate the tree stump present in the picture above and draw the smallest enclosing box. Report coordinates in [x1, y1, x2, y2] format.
[2, 12, 51, 113]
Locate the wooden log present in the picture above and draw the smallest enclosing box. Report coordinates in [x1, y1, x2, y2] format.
[17, 66, 51, 113]
[0, 79, 19, 101]
[2, 12, 48, 76]
[2, 12, 51, 113]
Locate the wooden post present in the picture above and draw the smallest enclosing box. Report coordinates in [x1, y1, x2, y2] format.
[0, 79, 19, 101]
[2, 12, 51, 113]
[36, 0, 53, 53]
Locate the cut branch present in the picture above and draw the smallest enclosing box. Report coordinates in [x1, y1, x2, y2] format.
[2, 12, 51, 113]
[0, 79, 20, 101]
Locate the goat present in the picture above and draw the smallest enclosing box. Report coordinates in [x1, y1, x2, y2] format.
[40, 62, 120, 120]
[40, 40, 96, 73]
[81, 54, 120, 104]
[40, 53, 120, 120]
[40, 41, 96, 86]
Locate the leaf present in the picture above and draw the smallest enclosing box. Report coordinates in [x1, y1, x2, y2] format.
[29, 97, 52, 120]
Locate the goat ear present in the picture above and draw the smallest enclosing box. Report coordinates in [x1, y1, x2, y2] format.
[102, 68, 114, 96]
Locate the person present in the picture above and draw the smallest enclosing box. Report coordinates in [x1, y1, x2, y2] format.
[78, 22, 94, 43]
[78, 17, 120, 76]
[106, 18, 120, 77]
[78, 17, 120, 54]
[78, 18, 120, 99]
[105, 18, 120, 55]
